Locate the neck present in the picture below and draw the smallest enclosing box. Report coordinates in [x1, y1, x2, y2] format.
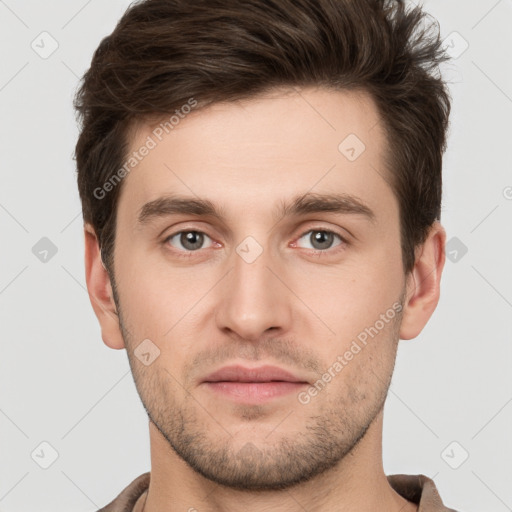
[141, 412, 417, 512]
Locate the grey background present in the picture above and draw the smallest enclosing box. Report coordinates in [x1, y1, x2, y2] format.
[0, 1, 511, 511]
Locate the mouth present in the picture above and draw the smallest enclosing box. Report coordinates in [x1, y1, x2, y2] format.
[201, 365, 309, 403]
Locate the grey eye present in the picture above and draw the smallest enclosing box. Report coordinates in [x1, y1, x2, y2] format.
[167, 231, 213, 251]
[297, 230, 342, 251]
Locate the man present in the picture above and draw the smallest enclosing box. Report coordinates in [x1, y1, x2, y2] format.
[74, 0, 458, 510]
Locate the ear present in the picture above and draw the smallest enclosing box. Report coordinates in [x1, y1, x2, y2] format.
[399, 221, 446, 340]
[84, 223, 125, 350]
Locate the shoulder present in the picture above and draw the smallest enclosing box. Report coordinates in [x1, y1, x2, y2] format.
[387, 473, 460, 512]
[97, 472, 150, 512]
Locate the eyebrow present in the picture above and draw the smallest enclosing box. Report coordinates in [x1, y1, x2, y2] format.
[137, 192, 376, 226]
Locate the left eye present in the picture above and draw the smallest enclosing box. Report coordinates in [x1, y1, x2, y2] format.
[296, 230, 344, 251]
[166, 231, 214, 251]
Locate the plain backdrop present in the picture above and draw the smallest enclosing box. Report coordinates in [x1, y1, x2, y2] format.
[0, 1, 511, 511]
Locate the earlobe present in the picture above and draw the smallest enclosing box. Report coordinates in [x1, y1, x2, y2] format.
[84, 223, 126, 350]
[399, 221, 446, 340]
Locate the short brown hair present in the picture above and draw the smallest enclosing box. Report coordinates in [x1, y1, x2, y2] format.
[74, 0, 451, 276]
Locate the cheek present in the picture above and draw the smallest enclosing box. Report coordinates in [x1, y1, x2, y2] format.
[290, 255, 403, 338]
[115, 249, 197, 331]
[115, 259, 208, 371]
[315, 314, 400, 407]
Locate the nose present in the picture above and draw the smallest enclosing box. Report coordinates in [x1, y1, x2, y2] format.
[215, 240, 293, 342]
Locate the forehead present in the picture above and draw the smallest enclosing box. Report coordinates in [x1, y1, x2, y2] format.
[117, 86, 395, 223]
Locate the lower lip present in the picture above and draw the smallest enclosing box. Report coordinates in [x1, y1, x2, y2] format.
[203, 381, 307, 403]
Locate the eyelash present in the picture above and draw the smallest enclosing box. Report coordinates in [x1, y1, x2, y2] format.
[162, 228, 348, 258]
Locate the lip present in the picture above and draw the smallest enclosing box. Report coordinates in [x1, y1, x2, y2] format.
[201, 365, 309, 404]
[202, 364, 308, 384]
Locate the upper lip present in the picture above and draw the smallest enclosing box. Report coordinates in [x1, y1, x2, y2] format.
[202, 365, 308, 383]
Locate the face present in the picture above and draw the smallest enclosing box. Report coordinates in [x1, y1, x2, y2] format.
[110, 87, 408, 490]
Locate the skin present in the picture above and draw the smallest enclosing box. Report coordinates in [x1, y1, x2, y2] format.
[84, 86, 446, 512]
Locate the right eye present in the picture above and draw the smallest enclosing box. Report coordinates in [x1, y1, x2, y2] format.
[164, 230, 215, 253]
